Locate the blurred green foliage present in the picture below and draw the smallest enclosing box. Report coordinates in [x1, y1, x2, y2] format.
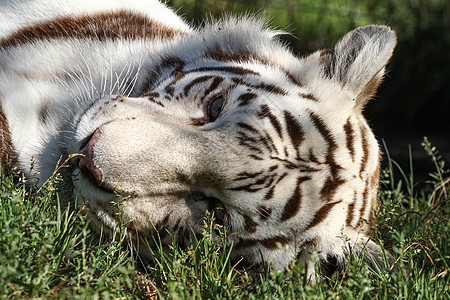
[169, 0, 449, 133]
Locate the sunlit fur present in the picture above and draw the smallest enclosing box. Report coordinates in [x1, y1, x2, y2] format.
[0, 0, 396, 279]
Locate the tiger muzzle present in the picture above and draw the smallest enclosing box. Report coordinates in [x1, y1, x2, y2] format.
[75, 114, 222, 196]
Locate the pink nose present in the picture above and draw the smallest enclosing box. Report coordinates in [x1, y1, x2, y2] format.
[79, 128, 103, 185]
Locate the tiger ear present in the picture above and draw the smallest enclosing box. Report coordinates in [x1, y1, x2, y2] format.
[319, 25, 397, 109]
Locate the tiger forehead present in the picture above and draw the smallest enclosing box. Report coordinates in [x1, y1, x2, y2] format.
[148, 63, 260, 89]
[142, 50, 306, 97]
[143, 64, 318, 105]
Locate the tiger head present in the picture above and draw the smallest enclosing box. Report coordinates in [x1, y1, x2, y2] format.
[66, 19, 396, 271]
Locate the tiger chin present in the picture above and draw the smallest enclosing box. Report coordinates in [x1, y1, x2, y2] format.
[0, 0, 396, 280]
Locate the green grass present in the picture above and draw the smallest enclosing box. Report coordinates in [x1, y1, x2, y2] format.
[0, 137, 448, 299]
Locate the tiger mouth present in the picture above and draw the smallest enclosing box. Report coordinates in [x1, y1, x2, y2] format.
[201, 194, 228, 229]
[72, 161, 228, 228]
[75, 183, 229, 246]
[79, 168, 114, 193]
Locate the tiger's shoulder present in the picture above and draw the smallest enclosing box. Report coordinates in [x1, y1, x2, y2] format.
[0, 0, 190, 40]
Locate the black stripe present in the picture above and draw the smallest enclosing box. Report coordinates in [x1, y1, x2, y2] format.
[234, 171, 264, 181]
[359, 126, 369, 176]
[305, 200, 342, 230]
[280, 176, 311, 221]
[344, 117, 356, 162]
[183, 75, 214, 96]
[190, 66, 259, 76]
[0, 102, 18, 172]
[232, 78, 287, 95]
[228, 175, 271, 192]
[203, 76, 225, 98]
[346, 191, 357, 226]
[237, 122, 259, 134]
[308, 110, 337, 153]
[319, 175, 346, 203]
[308, 110, 342, 177]
[258, 205, 273, 220]
[258, 105, 283, 138]
[358, 184, 369, 227]
[237, 93, 257, 106]
[243, 215, 258, 233]
[283, 110, 304, 150]
[299, 92, 318, 101]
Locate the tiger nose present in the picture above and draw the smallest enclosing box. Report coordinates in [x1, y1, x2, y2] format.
[78, 128, 103, 185]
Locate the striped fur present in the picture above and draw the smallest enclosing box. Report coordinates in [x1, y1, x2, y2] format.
[0, 0, 396, 280]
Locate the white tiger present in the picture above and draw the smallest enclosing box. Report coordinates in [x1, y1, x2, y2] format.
[0, 0, 397, 278]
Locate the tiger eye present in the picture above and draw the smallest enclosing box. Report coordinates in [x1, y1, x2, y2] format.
[208, 96, 224, 122]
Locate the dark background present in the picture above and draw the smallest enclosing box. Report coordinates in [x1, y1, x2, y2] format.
[169, 0, 450, 183]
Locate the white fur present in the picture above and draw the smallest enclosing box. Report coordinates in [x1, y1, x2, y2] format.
[1, 0, 396, 278]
